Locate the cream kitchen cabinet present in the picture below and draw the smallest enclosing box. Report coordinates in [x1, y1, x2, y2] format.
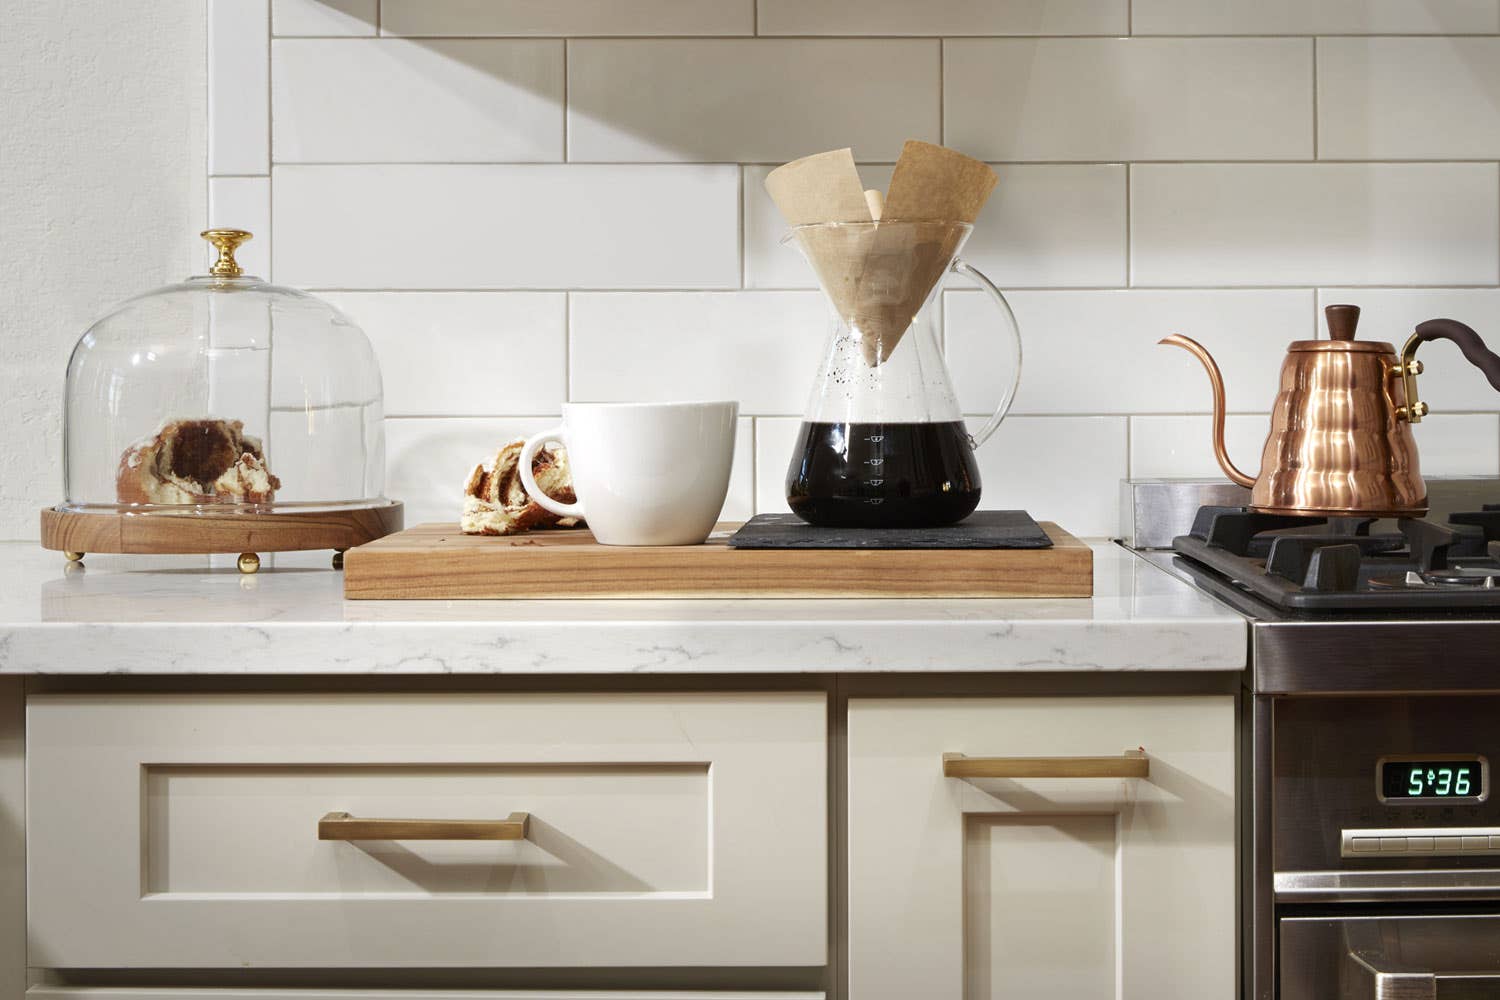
[26, 692, 827, 970]
[26, 992, 825, 1000]
[847, 696, 1236, 1000]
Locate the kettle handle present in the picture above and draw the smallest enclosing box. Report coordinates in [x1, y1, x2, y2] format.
[1399, 319, 1500, 423]
[950, 259, 1022, 449]
[1412, 319, 1500, 391]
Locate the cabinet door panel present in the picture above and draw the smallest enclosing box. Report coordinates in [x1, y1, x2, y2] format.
[848, 696, 1234, 1000]
[965, 813, 1118, 998]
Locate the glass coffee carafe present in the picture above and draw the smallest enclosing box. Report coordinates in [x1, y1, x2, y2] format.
[784, 220, 1022, 528]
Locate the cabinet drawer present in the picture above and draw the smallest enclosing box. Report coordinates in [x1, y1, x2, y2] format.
[27, 992, 825, 1000]
[848, 696, 1235, 1000]
[27, 693, 827, 968]
[27, 992, 824, 1000]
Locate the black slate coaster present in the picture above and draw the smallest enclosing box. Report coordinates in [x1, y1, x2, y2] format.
[727, 511, 1053, 550]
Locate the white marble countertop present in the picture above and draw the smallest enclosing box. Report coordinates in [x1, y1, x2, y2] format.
[0, 541, 1246, 674]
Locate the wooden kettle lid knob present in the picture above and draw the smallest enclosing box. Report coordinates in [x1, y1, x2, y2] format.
[1325, 303, 1360, 341]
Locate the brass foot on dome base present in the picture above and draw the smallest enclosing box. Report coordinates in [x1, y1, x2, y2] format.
[332, 548, 347, 571]
[237, 552, 261, 574]
[64, 551, 84, 563]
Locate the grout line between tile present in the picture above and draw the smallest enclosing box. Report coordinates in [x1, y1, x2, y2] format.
[938, 37, 945, 146]
[384, 410, 1500, 421]
[281, 32, 1500, 40]
[264, 158, 1500, 167]
[264, 0, 273, 173]
[1311, 36, 1319, 160]
[737, 167, 749, 288]
[562, 39, 570, 161]
[749, 417, 760, 513]
[1124, 163, 1132, 288]
[294, 284, 1500, 294]
[564, 292, 573, 401]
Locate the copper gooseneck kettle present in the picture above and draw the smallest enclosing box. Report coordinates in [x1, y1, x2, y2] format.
[1162, 305, 1500, 518]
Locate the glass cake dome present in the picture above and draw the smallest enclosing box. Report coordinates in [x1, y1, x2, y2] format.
[47, 230, 402, 571]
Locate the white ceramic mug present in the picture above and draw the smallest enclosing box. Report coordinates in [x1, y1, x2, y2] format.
[519, 401, 739, 546]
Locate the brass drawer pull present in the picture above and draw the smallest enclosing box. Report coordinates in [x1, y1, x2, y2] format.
[942, 750, 1149, 779]
[318, 811, 530, 841]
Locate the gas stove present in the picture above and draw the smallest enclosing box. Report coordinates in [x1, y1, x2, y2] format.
[1122, 478, 1500, 1000]
[1173, 503, 1500, 612]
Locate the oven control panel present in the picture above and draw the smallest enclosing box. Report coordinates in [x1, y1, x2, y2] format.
[1274, 695, 1500, 872]
[1341, 826, 1500, 858]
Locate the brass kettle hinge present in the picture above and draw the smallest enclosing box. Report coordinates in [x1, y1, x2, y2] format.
[1395, 333, 1430, 424]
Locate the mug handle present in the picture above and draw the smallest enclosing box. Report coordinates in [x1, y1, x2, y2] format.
[951, 258, 1023, 449]
[518, 426, 585, 519]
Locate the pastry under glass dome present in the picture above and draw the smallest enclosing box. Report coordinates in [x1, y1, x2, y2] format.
[42, 230, 402, 571]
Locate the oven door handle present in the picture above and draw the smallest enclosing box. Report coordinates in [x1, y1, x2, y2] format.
[1346, 947, 1500, 999]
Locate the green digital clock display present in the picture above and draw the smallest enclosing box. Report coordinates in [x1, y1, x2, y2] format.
[1381, 759, 1485, 800]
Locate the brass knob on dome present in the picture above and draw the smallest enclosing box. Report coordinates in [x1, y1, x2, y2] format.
[202, 229, 253, 278]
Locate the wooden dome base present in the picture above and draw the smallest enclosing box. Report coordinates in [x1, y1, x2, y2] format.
[39, 502, 404, 561]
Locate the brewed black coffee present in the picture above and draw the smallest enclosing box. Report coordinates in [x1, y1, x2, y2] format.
[785, 420, 982, 528]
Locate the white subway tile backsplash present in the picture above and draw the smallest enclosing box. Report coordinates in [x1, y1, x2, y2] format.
[569, 292, 827, 416]
[1318, 289, 1500, 411]
[271, 0, 375, 36]
[209, 0, 270, 175]
[753, 417, 801, 514]
[722, 417, 756, 521]
[1318, 38, 1500, 160]
[744, 164, 1126, 289]
[382, 0, 754, 37]
[385, 415, 754, 526]
[272, 40, 563, 163]
[273, 164, 741, 289]
[972, 416, 1128, 537]
[317, 292, 566, 416]
[758, 0, 1126, 36]
[1132, 0, 1500, 35]
[945, 39, 1312, 162]
[567, 40, 939, 163]
[169, 0, 1500, 552]
[1130, 414, 1274, 480]
[207, 177, 271, 278]
[1412, 415, 1500, 476]
[946, 289, 1313, 415]
[1131, 164, 1500, 287]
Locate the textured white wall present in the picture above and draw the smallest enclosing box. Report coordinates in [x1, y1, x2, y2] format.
[0, 3, 206, 538]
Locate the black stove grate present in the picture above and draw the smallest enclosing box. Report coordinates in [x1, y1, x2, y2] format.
[1172, 506, 1500, 611]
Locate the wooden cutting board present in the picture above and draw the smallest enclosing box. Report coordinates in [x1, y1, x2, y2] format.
[343, 522, 1093, 600]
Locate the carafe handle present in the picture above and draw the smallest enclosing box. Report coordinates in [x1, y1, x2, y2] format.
[950, 259, 1023, 448]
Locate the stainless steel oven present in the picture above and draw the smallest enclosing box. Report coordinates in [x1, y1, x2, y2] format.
[1122, 479, 1500, 999]
[1271, 695, 1500, 998]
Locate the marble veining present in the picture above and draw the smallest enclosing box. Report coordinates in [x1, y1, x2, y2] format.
[0, 542, 1246, 674]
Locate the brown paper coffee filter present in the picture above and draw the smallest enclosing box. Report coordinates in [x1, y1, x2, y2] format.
[794, 221, 967, 365]
[768, 141, 997, 366]
[883, 140, 997, 225]
[764, 148, 871, 225]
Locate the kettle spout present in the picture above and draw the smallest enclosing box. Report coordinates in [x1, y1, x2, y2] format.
[1159, 334, 1257, 489]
